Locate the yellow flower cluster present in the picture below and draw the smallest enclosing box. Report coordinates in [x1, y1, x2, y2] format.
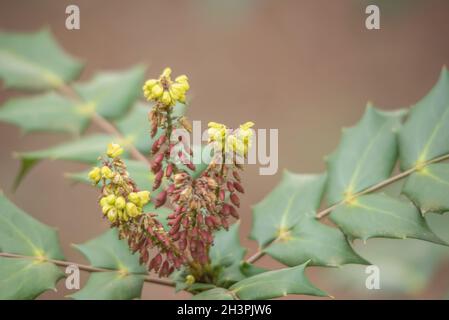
[88, 142, 151, 223]
[207, 121, 255, 155]
[142, 67, 189, 106]
[99, 190, 150, 223]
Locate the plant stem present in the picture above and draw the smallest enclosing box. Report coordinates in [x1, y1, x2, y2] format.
[0, 252, 175, 287]
[58, 84, 151, 168]
[246, 152, 449, 265]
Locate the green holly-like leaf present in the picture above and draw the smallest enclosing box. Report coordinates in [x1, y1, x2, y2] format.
[399, 67, 449, 170]
[0, 92, 90, 134]
[194, 263, 327, 300]
[14, 134, 117, 188]
[0, 193, 64, 259]
[74, 228, 145, 273]
[209, 223, 247, 285]
[71, 272, 144, 300]
[251, 171, 366, 267]
[326, 105, 405, 204]
[402, 163, 449, 214]
[72, 229, 146, 300]
[192, 287, 236, 300]
[0, 29, 83, 90]
[330, 194, 447, 245]
[73, 65, 145, 119]
[318, 236, 448, 297]
[0, 193, 65, 299]
[210, 223, 246, 268]
[0, 258, 64, 300]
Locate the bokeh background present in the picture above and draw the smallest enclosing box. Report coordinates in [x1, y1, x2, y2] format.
[1, 0, 449, 299]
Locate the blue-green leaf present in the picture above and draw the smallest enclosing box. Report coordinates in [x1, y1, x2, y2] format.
[0, 29, 83, 90]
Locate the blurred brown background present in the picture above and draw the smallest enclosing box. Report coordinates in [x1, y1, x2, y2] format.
[1, 0, 449, 299]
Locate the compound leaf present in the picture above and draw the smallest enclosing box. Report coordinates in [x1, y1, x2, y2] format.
[0, 29, 83, 90]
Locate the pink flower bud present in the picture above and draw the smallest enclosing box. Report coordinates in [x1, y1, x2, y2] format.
[233, 181, 244, 193]
[230, 193, 240, 207]
[154, 191, 167, 208]
[165, 163, 173, 177]
[233, 170, 241, 182]
[227, 181, 235, 192]
[219, 189, 225, 201]
[229, 205, 240, 219]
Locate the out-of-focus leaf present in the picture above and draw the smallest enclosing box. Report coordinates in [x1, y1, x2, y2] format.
[72, 229, 145, 300]
[317, 237, 447, 297]
[326, 105, 405, 204]
[399, 67, 449, 170]
[0, 193, 64, 259]
[14, 134, 116, 188]
[0, 29, 83, 90]
[402, 163, 449, 214]
[210, 223, 247, 285]
[229, 262, 328, 300]
[210, 223, 246, 268]
[116, 102, 187, 154]
[330, 194, 447, 245]
[251, 171, 366, 267]
[0, 193, 65, 299]
[0, 92, 90, 134]
[73, 66, 145, 119]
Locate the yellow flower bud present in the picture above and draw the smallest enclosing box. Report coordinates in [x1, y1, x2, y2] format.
[121, 210, 129, 221]
[137, 191, 151, 206]
[88, 167, 101, 183]
[185, 275, 195, 285]
[107, 143, 124, 158]
[175, 75, 188, 83]
[115, 196, 126, 210]
[144, 79, 157, 89]
[161, 90, 172, 105]
[128, 192, 140, 205]
[107, 209, 117, 222]
[101, 166, 113, 179]
[161, 67, 172, 78]
[152, 84, 163, 98]
[126, 202, 140, 218]
[102, 204, 113, 215]
[99, 197, 108, 207]
[105, 194, 116, 205]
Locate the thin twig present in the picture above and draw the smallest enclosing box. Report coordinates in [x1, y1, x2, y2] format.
[245, 152, 449, 265]
[58, 84, 151, 168]
[0, 252, 175, 287]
